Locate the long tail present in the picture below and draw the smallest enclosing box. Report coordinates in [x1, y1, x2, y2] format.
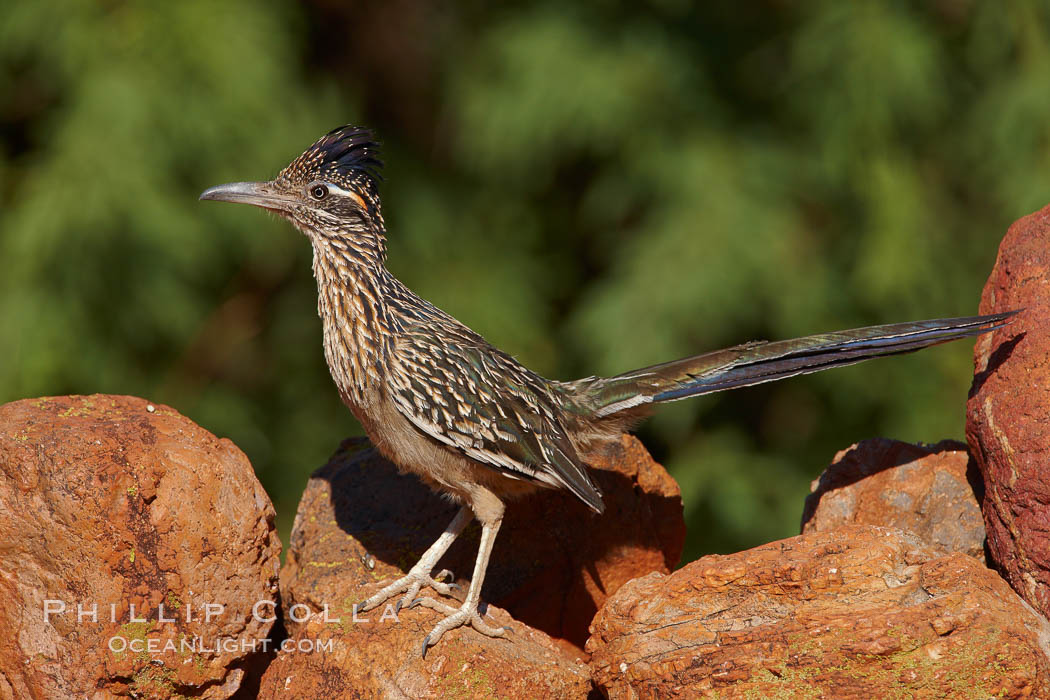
[571, 312, 1017, 419]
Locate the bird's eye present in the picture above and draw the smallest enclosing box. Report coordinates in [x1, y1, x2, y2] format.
[310, 184, 329, 200]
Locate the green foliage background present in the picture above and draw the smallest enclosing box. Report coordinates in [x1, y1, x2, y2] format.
[2, 1, 1048, 563]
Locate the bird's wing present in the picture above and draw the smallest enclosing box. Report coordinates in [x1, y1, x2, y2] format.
[388, 325, 604, 513]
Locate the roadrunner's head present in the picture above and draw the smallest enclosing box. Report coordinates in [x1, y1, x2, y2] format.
[200, 125, 386, 258]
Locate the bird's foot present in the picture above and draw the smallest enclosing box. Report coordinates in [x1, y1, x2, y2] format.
[358, 568, 460, 613]
[412, 597, 509, 657]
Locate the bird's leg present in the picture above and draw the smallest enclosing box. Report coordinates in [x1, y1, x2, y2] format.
[414, 500, 509, 656]
[358, 505, 471, 613]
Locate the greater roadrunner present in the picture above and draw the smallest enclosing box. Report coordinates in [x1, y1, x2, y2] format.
[201, 126, 1013, 655]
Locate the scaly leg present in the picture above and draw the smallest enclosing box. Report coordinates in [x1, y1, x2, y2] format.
[359, 505, 471, 613]
[413, 512, 508, 656]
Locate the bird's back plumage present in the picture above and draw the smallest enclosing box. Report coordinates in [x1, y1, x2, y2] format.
[388, 316, 605, 512]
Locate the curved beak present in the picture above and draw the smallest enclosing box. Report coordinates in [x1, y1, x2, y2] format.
[199, 181, 293, 212]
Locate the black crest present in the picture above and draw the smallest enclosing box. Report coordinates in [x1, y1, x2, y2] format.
[313, 125, 383, 182]
[281, 125, 384, 198]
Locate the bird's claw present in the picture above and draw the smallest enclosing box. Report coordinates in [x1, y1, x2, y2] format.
[418, 602, 509, 657]
[395, 582, 422, 613]
[431, 569, 461, 592]
[359, 567, 459, 612]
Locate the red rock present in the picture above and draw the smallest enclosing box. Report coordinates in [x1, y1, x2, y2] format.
[256, 602, 591, 698]
[0, 395, 281, 699]
[587, 525, 1050, 699]
[279, 433, 683, 656]
[966, 203, 1050, 615]
[802, 438, 985, 560]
